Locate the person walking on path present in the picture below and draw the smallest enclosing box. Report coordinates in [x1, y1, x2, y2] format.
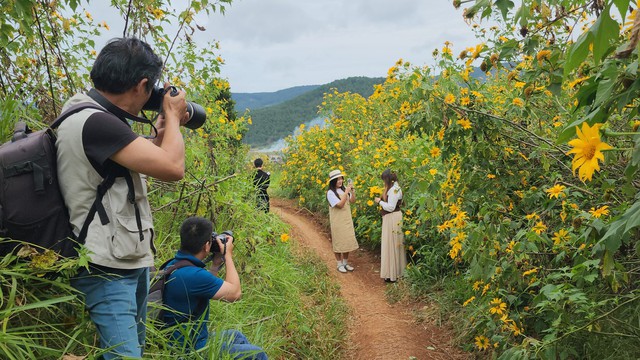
[374, 169, 406, 283]
[326, 169, 359, 273]
[253, 158, 270, 213]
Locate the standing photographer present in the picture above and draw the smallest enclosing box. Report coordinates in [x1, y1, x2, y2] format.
[57, 37, 187, 358]
[253, 158, 270, 213]
[162, 216, 267, 359]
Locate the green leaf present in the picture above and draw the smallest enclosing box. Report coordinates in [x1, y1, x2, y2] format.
[591, 6, 620, 66]
[623, 201, 640, 233]
[558, 107, 606, 144]
[602, 250, 615, 276]
[612, 0, 631, 19]
[593, 63, 619, 107]
[564, 31, 593, 77]
[601, 219, 625, 252]
[593, 76, 617, 108]
[514, 3, 528, 27]
[494, 0, 515, 21]
[632, 136, 640, 166]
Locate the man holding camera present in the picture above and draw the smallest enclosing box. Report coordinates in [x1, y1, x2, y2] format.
[162, 216, 267, 359]
[56, 37, 187, 358]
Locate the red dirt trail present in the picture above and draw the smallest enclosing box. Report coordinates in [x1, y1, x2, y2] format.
[272, 198, 470, 360]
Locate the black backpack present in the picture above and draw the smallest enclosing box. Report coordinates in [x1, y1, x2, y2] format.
[148, 259, 207, 322]
[0, 104, 117, 258]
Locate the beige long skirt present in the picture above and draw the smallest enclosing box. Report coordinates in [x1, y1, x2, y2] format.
[328, 201, 359, 253]
[380, 211, 407, 281]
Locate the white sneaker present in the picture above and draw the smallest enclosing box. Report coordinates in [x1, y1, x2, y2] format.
[337, 265, 347, 273]
[344, 264, 355, 271]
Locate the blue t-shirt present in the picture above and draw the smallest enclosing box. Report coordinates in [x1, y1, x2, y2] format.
[162, 251, 224, 350]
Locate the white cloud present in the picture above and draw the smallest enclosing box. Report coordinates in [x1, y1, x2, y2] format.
[205, 0, 483, 93]
[81, 1, 484, 93]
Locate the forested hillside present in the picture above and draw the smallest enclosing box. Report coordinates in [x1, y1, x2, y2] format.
[233, 85, 320, 112]
[243, 76, 384, 147]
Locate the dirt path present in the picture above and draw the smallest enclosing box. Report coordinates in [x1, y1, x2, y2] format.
[271, 198, 469, 360]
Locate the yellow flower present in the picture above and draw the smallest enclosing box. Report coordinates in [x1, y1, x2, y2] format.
[525, 212, 539, 220]
[430, 147, 441, 157]
[566, 123, 612, 181]
[475, 336, 490, 351]
[512, 97, 524, 107]
[367, 200, 374, 206]
[280, 233, 290, 242]
[444, 93, 456, 104]
[482, 283, 490, 295]
[589, 205, 610, 218]
[463, 296, 475, 306]
[472, 280, 483, 291]
[552, 229, 570, 245]
[545, 184, 566, 199]
[568, 76, 590, 88]
[487, 174, 496, 179]
[490, 298, 507, 315]
[522, 268, 538, 277]
[457, 118, 472, 129]
[429, 168, 438, 176]
[532, 221, 547, 235]
[536, 49, 552, 64]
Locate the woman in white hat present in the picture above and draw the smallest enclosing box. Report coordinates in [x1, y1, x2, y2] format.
[326, 169, 359, 273]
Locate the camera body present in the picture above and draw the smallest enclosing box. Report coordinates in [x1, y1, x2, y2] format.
[143, 85, 207, 129]
[210, 230, 233, 253]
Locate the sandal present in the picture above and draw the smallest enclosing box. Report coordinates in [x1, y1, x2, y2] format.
[344, 264, 355, 271]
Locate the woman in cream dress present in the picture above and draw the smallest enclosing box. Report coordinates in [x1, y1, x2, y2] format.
[375, 169, 406, 282]
[326, 169, 359, 273]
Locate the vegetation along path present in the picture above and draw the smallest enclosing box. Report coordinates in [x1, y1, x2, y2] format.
[272, 198, 468, 360]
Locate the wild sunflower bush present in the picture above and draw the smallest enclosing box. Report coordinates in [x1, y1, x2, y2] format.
[281, 1, 640, 358]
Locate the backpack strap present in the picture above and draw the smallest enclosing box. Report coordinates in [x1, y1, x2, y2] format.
[51, 103, 105, 129]
[159, 259, 209, 321]
[76, 171, 117, 244]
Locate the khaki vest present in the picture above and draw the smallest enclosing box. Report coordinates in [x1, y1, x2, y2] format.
[56, 93, 154, 269]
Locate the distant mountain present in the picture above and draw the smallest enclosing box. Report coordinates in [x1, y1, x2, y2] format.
[233, 85, 320, 112]
[243, 76, 385, 147]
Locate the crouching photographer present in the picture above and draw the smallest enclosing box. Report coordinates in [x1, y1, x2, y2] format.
[161, 216, 267, 359]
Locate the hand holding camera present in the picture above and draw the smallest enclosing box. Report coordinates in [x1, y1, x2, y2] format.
[143, 83, 207, 129]
[211, 230, 234, 254]
[205, 230, 234, 271]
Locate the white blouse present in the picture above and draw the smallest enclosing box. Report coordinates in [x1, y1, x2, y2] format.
[379, 182, 402, 212]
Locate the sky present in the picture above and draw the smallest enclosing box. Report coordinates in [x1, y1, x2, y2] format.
[202, 0, 482, 93]
[89, 1, 484, 94]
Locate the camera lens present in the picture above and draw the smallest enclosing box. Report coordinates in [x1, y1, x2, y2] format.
[184, 102, 207, 129]
[142, 86, 207, 130]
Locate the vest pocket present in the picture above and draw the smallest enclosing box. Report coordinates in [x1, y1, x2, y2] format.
[110, 216, 154, 259]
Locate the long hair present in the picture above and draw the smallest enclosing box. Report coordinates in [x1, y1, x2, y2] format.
[328, 177, 345, 199]
[90, 37, 162, 94]
[381, 169, 398, 201]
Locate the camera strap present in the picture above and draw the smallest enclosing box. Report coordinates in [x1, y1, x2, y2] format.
[88, 88, 159, 138]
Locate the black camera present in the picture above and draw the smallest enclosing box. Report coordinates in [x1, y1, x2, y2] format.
[210, 230, 233, 253]
[143, 86, 207, 129]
